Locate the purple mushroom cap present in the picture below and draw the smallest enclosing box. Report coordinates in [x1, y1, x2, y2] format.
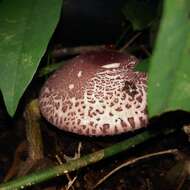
[39, 50, 148, 136]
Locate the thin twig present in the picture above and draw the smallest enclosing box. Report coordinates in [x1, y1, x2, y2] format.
[56, 143, 82, 189]
[66, 177, 77, 190]
[175, 171, 187, 190]
[93, 149, 179, 189]
[55, 155, 76, 190]
[140, 45, 151, 56]
[51, 45, 106, 58]
[3, 142, 27, 182]
[119, 32, 142, 52]
[64, 142, 82, 162]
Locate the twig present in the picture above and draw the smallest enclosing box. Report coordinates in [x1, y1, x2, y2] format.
[175, 171, 187, 190]
[3, 142, 27, 182]
[119, 32, 142, 52]
[93, 149, 179, 189]
[140, 45, 151, 56]
[66, 177, 77, 190]
[51, 45, 106, 58]
[55, 155, 76, 190]
[64, 142, 82, 161]
[0, 127, 176, 190]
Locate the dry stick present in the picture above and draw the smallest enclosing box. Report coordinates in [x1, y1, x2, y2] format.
[140, 45, 151, 56]
[145, 178, 151, 190]
[93, 148, 179, 189]
[176, 171, 187, 190]
[66, 177, 77, 190]
[3, 142, 28, 182]
[119, 32, 142, 52]
[51, 45, 106, 58]
[0, 127, 176, 190]
[55, 155, 76, 190]
[64, 142, 82, 161]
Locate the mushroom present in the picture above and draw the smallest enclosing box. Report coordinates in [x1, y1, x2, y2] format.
[39, 50, 148, 136]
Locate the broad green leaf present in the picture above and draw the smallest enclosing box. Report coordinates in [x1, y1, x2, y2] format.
[123, 0, 160, 30]
[0, 0, 62, 116]
[148, 0, 190, 117]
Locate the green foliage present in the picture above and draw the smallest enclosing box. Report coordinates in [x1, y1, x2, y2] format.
[148, 0, 190, 116]
[123, 0, 161, 30]
[38, 62, 63, 77]
[135, 58, 150, 72]
[0, 0, 190, 118]
[0, 0, 62, 116]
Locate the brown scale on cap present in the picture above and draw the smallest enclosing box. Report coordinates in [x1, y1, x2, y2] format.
[39, 50, 148, 136]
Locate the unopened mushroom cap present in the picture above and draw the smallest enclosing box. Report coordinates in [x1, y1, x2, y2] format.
[39, 50, 148, 136]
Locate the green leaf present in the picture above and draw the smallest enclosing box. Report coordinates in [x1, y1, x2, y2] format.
[148, 0, 190, 117]
[0, 0, 62, 116]
[123, 0, 160, 30]
[134, 58, 150, 72]
[38, 62, 63, 77]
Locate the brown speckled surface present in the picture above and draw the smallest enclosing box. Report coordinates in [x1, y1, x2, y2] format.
[39, 50, 148, 136]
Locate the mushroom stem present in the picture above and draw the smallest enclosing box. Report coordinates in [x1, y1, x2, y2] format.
[24, 99, 44, 160]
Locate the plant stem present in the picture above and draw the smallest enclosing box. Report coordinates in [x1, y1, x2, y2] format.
[0, 128, 176, 190]
[24, 99, 44, 160]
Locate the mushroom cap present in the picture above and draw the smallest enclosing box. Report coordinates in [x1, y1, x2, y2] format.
[39, 50, 148, 136]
